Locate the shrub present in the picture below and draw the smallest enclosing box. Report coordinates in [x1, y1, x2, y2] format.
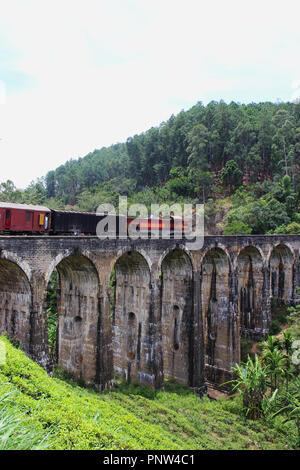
[269, 320, 281, 335]
[225, 355, 268, 420]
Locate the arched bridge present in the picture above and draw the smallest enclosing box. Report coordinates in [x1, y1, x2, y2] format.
[0, 235, 299, 393]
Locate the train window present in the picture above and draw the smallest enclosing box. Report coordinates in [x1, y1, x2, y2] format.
[5, 210, 10, 220]
[44, 214, 49, 229]
[26, 212, 31, 222]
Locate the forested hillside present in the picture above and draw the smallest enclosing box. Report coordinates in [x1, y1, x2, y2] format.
[1, 100, 300, 234]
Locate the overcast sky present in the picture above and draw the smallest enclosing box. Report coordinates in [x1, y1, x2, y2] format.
[0, 0, 299, 188]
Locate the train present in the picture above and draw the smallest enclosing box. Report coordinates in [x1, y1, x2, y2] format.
[0, 202, 188, 237]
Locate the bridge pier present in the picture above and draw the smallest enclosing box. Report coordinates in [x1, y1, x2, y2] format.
[30, 274, 51, 370]
[0, 257, 32, 356]
[94, 281, 114, 390]
[150, 276, 164, 389]
[112, 251, 156, 386]
[191, 269, 206, 395]
[160, 249, 194, 387]
[236, 246, 267, 341]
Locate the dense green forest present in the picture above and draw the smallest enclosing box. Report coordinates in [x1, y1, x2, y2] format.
[1, 100, 300, 234]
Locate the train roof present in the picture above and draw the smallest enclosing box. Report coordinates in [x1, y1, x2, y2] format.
[52, 209, 126, 217]
[0, 201, 50, 212]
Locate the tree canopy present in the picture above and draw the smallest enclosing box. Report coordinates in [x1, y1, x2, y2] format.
[1, 100, 299, 234]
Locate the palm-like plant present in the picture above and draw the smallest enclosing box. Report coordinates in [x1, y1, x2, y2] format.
[280, 330, 294, 356]
[279, 330, 296, 390]
[261, 335, 281, 353]
[226, 355, 268, 420]
[262, 347, 287, 391]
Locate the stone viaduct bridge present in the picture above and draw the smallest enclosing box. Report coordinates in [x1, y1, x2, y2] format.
[0, 235, 299, 394]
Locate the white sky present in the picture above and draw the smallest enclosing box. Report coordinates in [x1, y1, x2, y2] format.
[0, 0, 299, 188]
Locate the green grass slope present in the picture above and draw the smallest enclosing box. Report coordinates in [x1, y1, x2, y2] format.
[0, 336, 296, 450]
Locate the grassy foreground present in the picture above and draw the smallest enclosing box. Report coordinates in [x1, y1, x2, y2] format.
[0, 336, 297, 450]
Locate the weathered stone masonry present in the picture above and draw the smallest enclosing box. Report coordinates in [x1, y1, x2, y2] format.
[0, 235, 299, 392]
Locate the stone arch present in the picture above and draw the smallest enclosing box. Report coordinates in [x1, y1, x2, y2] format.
[233, 244, 266, 270]
[112, 251, 152, 384]
[0, 257, 32, 354]
[200, 244, 232, 271]
[45, 249, 96, 285]
[201, 247, 234, 381]
[269, 244, 294, 305]
[237, 246, 265, 339]
[161, 249, 193, 385]
[158, 244, 195, 276]
[111, 247, 152, 278]
[0, 250, 32, 281]
[47, 253, 101, 385]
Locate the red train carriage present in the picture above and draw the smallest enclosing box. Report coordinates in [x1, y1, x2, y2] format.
[0, 202, 188, 238]
[171, 215, 190, 235]
[126, 215, 188, 237]
[0, 202, 51, 234]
